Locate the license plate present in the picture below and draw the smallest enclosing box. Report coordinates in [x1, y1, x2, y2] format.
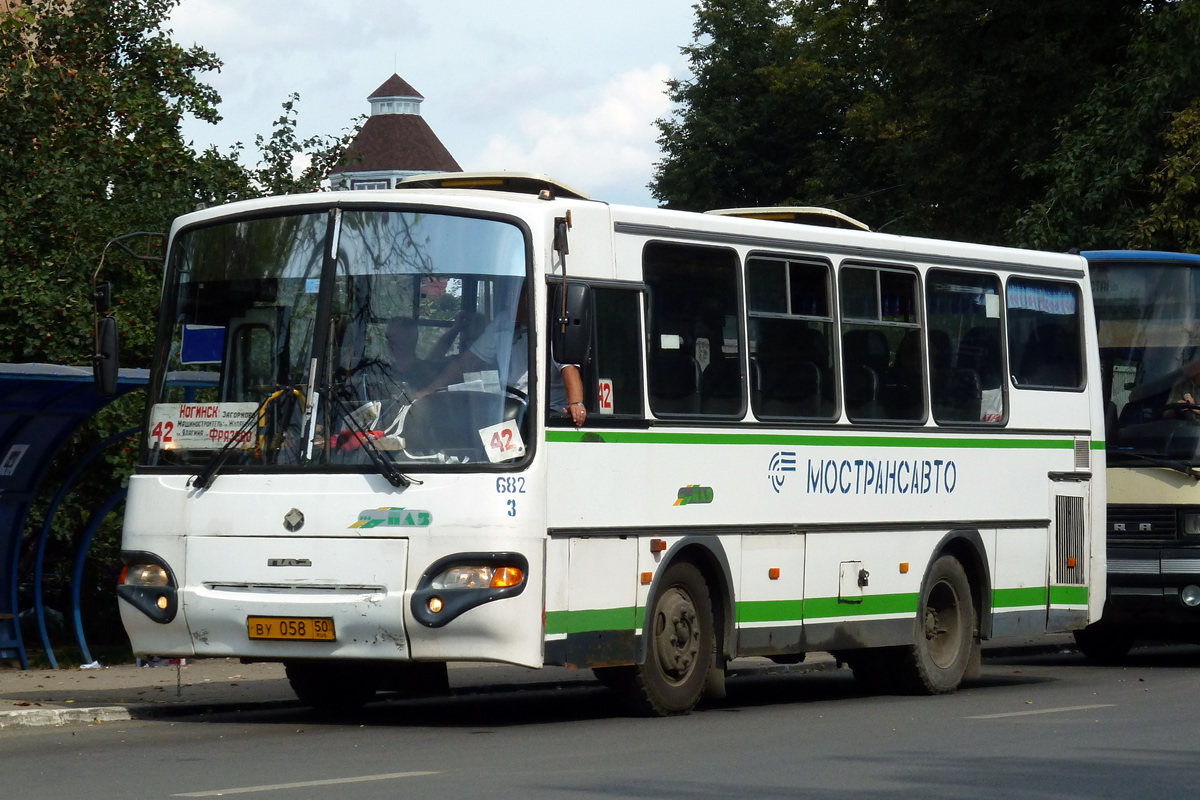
[247, 616, 336, 641]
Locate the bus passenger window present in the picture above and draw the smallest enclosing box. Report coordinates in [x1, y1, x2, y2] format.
[1007, 278, 1084, 390]
[926, 270, 1004, 423]
[747, 257, 836, 420]
[840, 265, 924, 422]
[643, 243, 743, 418]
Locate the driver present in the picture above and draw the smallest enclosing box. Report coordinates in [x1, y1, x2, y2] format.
[1165, 361, 1200, 419]
[418, 292, 587, 426]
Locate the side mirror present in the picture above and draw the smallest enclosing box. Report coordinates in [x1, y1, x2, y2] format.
[94, 315, 119, 397]
[551, 282, 592, 366]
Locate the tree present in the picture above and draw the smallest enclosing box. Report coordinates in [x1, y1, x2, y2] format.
[1013, 0, 1200, 250]
[0, 0, 358, 657]
[652, 0, 1148, 244]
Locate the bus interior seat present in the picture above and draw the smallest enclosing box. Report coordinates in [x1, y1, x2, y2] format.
[699, 355, 742, 414]
[883, 329, 925, 420]
[1020, 324, 1079, 387]
[649, 348, 701, 414]
[842, 329, 890, 418]
[756, 359, 822, 417]
[932, 367, 982, 422]
[957, 327, 1003, 391]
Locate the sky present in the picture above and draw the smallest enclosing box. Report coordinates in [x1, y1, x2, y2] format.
[166, 0, 699, 207]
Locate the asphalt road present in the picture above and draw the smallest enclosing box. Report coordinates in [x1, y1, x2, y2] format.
[3, 646, 1199, 800]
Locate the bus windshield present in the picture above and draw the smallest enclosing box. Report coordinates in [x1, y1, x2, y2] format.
[1093, 261, 1200, 466]
[145, 208, 530, 472]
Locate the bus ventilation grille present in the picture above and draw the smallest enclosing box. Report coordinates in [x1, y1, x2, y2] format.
[1073, 439, 1090, 471]
[1055, 495, 1086, 585]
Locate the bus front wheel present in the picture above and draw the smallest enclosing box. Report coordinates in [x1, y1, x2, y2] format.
[896, 554, 975, 694]
[616, 560, 715, 716]
[285, 660, 378, 712]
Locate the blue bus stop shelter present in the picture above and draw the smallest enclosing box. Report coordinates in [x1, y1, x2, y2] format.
[0, 364, 149, 669]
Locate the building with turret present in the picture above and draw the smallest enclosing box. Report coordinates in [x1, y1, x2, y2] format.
[329, 74, 460, 191]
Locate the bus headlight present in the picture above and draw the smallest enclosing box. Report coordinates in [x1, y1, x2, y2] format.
[1182, 513, 1200, 536]
[412, 552, 530, 628]
[117, 552, 178, 624]
[120, 563, 170, 587]
[1181, 585, 1200, 607]
[431, 565, 525, 590]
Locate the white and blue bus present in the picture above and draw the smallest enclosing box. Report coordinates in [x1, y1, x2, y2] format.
[1081, 249, 1200, 660]
[115, 174, 1105, 715]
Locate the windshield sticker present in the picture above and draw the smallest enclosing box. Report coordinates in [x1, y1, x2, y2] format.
[149, 402, 258, 450]
[180, 324, 225, 365]
[305, 278, 320, 294]
[351, 507, 432, 528]
[479, 420, 525, 463]
[598, 378, 615, 414]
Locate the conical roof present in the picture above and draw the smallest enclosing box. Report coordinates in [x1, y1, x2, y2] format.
[368, 74, 423, 100]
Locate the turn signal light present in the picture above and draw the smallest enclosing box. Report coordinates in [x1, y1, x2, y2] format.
[490, 567, 524, 588]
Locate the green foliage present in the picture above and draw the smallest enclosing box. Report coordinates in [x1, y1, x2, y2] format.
[1134, 98, 1200, 251]
[0, 0, 359, 650]
[652, 0, 1198, 247]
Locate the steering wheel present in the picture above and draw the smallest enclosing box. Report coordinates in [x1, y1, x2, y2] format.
[1164, 401, 1200, 421]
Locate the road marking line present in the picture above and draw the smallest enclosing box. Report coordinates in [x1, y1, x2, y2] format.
[967, 703, 1115, 719]
[171, 771, 440, 796]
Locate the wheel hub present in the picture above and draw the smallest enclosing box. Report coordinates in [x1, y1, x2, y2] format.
[654, 586, 701, 683]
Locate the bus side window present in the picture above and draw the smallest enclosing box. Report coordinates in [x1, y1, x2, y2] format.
[926, 269, 1005, 423]
[643, 243, 744, 418]
[747, 257, 837, 420]
[1006, 278, 1084, 390]
[840, 265, 924, 422]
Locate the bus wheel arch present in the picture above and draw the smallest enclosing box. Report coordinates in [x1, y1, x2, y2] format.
[639, 538, 735, 668]
[933, 530, 992, 641]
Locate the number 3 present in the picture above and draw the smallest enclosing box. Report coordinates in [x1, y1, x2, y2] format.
[507, 499, 516, 517]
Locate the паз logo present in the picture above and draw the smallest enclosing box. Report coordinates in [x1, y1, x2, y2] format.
[674, 485, 714, 506]
[768, 451, 797, 493]
[350, 507, 432, 528]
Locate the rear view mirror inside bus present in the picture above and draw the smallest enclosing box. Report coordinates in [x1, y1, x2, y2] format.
[551, 282, 592, 366]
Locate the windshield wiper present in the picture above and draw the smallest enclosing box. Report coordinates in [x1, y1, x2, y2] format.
[329, 392, 416, 488]
[188, 391, 283, 491]
[1108, 450, 1200, 480]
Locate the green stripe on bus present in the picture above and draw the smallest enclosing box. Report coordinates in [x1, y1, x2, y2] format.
[546, 430, 1076, 449]
[736, 599, 806, 624]
[803, 593, 918, 619]
[992, 587, 1047, 608]
[544, 607, 636, 636]
[1049, 585, 1089, 606]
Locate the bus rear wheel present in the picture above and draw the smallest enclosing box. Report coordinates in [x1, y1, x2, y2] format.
[615, 560, 714, 716]
[285, 660, 378, 712]
[895, 554, 975, 695]
[1073, 623, 1135, 663]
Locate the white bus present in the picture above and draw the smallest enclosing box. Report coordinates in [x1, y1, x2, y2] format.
[116, 174, 1105, 715]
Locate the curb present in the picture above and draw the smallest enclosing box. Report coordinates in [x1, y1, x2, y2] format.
[0, 706, 131, 729]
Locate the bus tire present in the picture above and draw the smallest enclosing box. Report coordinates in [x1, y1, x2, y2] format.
[895, 554, 975, 695]
[844, 648, 902, 694]
[285, 661, 378, 712]
[619, 560, 714, 716]
[1073, 623, 1134, 663]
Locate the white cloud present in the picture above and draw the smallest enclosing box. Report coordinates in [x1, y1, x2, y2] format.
[471, 66, 673, 206]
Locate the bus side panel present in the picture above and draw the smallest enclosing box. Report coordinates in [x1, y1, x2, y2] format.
[800, 530, 934, 651]
[736, 533, 805, 656]
[990, 527, 1050, 638]
[550, 536, 638, 668]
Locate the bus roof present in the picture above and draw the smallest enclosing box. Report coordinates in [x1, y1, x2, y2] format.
[1082, 249, 1200, 264]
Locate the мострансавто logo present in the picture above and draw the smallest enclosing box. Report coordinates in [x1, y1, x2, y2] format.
[768, 451, 797, 493]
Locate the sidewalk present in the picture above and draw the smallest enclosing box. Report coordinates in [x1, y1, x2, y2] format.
[0, 635, 1074, 730]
